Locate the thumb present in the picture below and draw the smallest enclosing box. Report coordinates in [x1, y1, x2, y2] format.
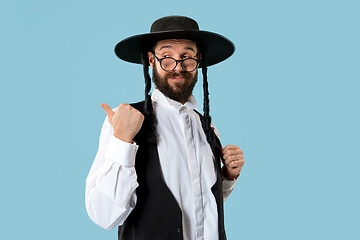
[100, 103, 115, 122]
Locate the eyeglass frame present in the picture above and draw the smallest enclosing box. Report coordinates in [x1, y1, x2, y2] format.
[151, 51, 201, 72]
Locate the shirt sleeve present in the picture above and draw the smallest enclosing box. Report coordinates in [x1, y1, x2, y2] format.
[222, 176, 237, 202]
[85, 113, 139, 230]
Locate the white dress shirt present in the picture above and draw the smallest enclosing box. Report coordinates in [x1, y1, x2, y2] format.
[85, 89, 237, 240]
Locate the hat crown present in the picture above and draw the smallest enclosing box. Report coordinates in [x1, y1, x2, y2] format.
[150, 16, 199, 33]
[115, 15, 235, 67]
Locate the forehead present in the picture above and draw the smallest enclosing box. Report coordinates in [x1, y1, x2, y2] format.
[154, 39, 197, 52]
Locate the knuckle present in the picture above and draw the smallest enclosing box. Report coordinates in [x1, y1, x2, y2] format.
[118, 103, 128, 110]
[134, 109, 143, 116]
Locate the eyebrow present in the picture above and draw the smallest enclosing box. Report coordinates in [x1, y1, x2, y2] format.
[158, 45, 196, 53]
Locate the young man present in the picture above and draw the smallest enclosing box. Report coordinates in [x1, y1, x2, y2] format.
[85, 16, 245, 240]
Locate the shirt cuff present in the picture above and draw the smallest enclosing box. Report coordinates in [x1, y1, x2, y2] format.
[105, 135, 139, 167]
[222, 175, 237, 191]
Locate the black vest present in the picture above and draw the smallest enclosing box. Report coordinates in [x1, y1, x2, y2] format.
[118, 101, 226, 240]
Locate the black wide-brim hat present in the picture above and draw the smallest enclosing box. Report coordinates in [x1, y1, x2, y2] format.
[114, 16, 235, 67]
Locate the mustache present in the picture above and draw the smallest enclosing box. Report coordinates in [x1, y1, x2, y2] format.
[165, 71, 192, 79]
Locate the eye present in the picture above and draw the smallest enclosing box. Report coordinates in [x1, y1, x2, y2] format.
[183, 54, 195, 59]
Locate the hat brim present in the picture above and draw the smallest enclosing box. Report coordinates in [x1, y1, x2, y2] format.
[114, 30, 235, 67]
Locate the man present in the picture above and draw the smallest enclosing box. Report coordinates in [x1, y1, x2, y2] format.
[85, 16, 245, 240]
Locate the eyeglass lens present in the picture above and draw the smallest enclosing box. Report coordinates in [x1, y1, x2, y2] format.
[161, 58, 198, 72]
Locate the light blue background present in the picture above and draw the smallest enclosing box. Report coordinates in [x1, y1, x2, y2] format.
[1, 0, 359, 239]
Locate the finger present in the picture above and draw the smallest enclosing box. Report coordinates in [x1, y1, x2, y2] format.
[223, 154, 241, 165]
[223, 149, 243, 159]
[227, 160, 244, 169]
[100, 103, 115, 122]
[222, 145, 240, 154]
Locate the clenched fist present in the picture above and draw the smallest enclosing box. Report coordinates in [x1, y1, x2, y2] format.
[101, 103, 144, 143]
[221, 145, 245, 181]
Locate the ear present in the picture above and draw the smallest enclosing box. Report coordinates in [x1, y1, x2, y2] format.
[148, 51, 154, 69]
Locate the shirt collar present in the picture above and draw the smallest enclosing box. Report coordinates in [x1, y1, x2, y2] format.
[151, 88, 200, 112]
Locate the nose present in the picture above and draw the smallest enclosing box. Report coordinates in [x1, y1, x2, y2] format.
[173, 60, 183, 72]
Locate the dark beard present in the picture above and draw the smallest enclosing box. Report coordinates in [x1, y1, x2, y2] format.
[152, 63, 198, 103]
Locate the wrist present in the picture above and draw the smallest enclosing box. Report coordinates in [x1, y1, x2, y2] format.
[113, 133, 134, 144]
[221, 166, 240, 181]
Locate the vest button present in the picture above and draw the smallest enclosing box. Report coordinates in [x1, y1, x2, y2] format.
[177, 227, 182, 233]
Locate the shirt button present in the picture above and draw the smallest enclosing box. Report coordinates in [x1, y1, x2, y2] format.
[179, 106, 186, 113]
[177, 227, 182, 234]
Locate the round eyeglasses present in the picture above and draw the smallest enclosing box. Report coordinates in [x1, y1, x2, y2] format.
[152, 52, 200, 72]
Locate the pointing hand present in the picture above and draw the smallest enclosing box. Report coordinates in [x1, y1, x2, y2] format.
[101, 103, 144, 143]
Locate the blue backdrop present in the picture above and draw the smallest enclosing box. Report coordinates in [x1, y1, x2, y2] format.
[1, 0, 359, 239]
